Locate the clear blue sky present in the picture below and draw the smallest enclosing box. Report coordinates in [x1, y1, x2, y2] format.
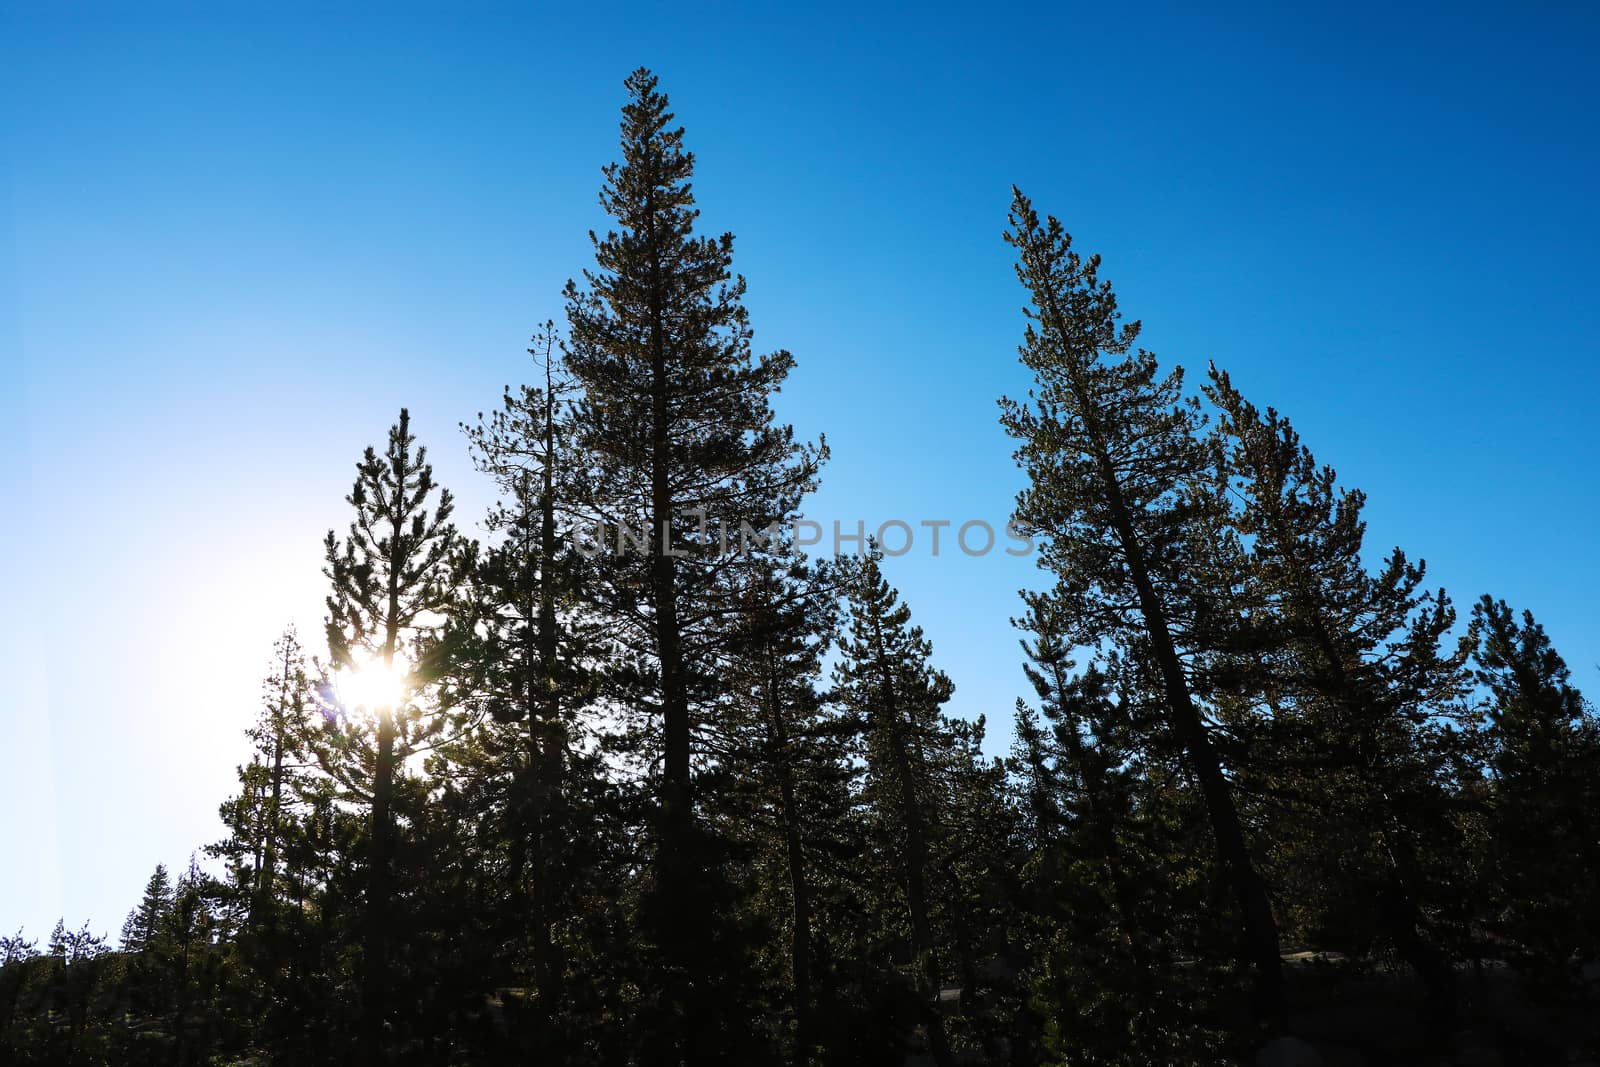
[4, 2, 1597, 941]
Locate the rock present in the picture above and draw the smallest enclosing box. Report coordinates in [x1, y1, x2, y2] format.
[1257, 1036, 1324, 1067]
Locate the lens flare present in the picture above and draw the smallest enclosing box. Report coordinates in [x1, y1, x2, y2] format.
[335, 652, 410, 714]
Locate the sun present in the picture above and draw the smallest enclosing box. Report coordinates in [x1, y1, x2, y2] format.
[335, 652, 411, 714]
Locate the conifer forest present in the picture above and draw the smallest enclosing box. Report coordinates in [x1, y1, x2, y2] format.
[4, 68, 1598, 1067]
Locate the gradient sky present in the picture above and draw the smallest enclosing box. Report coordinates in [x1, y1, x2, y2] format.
[4, 2, 1597, 942]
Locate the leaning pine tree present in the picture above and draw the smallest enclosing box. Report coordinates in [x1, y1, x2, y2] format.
[561, 69, 824, 1065]
[997, 191, 1284, 1024]
[1204, 366, 1467, 1030]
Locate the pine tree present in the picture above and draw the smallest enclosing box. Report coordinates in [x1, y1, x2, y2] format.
[321, 407, 459, 1063]
[1205, 367, 1470, 1029]
[252, 630, 310, 932]
[121, 864, 173, 953]
[201, 629, 328, 1060]
[560, 68, 823, 1062]
[1010, 612, 1233, 1065]
[934, 716, 1015, 1060]
[1469, 595, 1600, 989]
[997, 191, 1284, 1023]
[211, 629, 314, 940]
[162, 855, 225, 1064]
[264, 773, 355, 1062]
[0, 929, 38, 1049]
[832, 549, 961, 1066]
[456, 322, 613, 1052]
[44, 921, 108, 1061]
[717, 551, 849, 1066]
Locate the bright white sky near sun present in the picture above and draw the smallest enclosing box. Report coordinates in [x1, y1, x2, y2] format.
[4, 2, 1598, 941]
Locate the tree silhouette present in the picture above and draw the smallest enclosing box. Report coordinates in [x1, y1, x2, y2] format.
[321, 407, 459, 1064]
[6, 67, 1599, 1067]
[998, 189, 1284, 1025]
[561, 68, 824, 1063]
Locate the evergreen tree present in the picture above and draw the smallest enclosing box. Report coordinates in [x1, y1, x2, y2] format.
[997, 190, 1284, 1023]
[42, 921, 109, 1062]
[1010, 609, 1232, 1065]
[264, 774, 359, 1062]
[121, 864, 173, 953]
[1469, 595, 1600, 990]
[1205, 367, 1470, 1031]
[162, 856, 226, 1064]
[15, 69, 1600, 1067]
[0, 930, 39, 1051]
[832, 549, 961, 1066]
[933, 716, 1015, 1061]
[212, 629, 315, 943]
[454, 322, 618, 1055]
[561, 68, 823, 1063]
[203, 627, 342, 1063]
[717, 551, 849, 1066]
[320, 406, 459, 1063]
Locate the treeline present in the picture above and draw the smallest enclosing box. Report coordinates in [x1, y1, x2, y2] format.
[4, 69, 1597, 1067]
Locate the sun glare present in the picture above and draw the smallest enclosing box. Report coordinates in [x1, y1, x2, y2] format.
[336, 653, 411, 714]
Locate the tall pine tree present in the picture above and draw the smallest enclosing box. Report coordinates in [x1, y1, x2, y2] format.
[561, 68, 823, 1064]
[998, 191, 1284, 1022]
[321, 407, 458, 1064]
[456, 322, 614, 1053]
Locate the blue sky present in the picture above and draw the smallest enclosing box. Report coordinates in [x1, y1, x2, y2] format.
[4, 2, 1597, 940]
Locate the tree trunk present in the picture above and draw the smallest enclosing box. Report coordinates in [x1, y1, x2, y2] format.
[646, 243, 698, 1066]
[531, 371, 567, 1018]
[255, 710, 286, 938]
[364, 708, 395, 1065]
[1093, 449, 1285, 1024]
[765, 652, 815, 1067]
[1021, 241, 1287, 1024]
[364, 489, 404, 1065]
[779, 766, 815, 1066]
